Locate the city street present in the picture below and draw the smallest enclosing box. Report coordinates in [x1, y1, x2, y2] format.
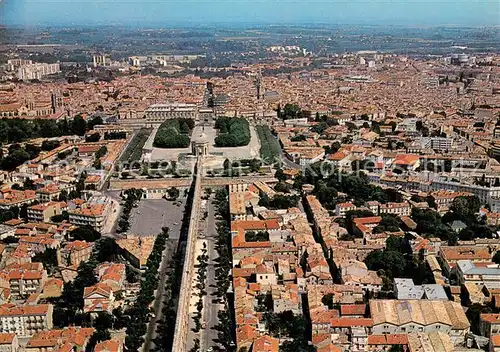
[140, 198, 188, 351]
[200, 195, 222, 350]
[142, 238, 179, 352]
[185, 193, 222, 351]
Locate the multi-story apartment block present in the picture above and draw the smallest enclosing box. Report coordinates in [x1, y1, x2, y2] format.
[17, 63, 61, 81]
[0, 263, 47, 299]
[0, 304, 53, 338]
[57, 241, 94, 267]
[27, 202, 63, 223]
[378, 201, 411, 216]
[68, 203, 108, 231]
[419, 137, 453, 152]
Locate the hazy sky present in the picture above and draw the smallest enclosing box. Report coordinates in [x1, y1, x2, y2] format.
[1, 0, 499, 27]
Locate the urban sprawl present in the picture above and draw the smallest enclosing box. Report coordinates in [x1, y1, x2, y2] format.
[0, 29, 498, 352]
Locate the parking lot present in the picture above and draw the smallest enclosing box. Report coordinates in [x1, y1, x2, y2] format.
[128, 198, 186, 238]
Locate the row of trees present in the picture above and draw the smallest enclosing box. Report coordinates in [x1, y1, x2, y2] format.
[119, 128, 152, 162]
[69, 225, 102, 242]
[311, 113, 343, 134]
[214, 117, 250, 147]
[1, 142, 43, 171]
[190, 243, 209, 352]
[104, 131, 127, 140]
[276, 103, 310, 121]
[258, 194, 299, 210]
[125, 227, 169, 351]
[93, 146, 108, 169]
[0, 203, 29, 223]
[222, 158, 262, 177]
[0, 115, 106, 171]
[117, 188, 143, 233]
[255, 125, 281, 163]
[153, 118, 194, 148]
[0, 115, 104, 145]
[152, 178, 198, 351]
[212, 189, 236, 351]
[151, 249, 183, 351]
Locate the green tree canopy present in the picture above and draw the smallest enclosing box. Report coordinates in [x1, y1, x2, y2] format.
[71, 115, 87, 136]
[70, 226, 101, 242]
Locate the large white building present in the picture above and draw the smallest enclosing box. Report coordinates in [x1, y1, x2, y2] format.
[92, 54, 111, 68]
[17, 63, 61, 81]
[144, 103, 198, 125]
[0, 304, 53, 338]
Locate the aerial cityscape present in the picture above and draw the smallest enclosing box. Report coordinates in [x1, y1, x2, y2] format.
[0, 1, 499, 352]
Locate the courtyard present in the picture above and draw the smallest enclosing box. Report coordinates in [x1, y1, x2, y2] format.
[148, 123, 261, 161]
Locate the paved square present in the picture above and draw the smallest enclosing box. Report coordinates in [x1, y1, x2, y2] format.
[128, 198, 186, 238]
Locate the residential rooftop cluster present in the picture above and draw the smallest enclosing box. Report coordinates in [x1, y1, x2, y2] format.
[223, 171, 500, 352]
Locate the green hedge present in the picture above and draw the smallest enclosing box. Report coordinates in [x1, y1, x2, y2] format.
[255, 125, 281, 163]
[120, 128, 152, 162]
[214, 117, 250, 147]
[153, 118, 194, 148]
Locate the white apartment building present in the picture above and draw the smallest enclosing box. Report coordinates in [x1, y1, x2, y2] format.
[92, 55, 110, 67]
[379, 201, 411, 216]
[0, 264, 48, 299]
[0, 304, 53, 338]
[7, 59, 32, 71]
[419, 137, 453, 152]
[430, 179, 500, 204]
[17, 63, 61, 81]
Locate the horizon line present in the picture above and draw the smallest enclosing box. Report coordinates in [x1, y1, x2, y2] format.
[2, 22, 500, 29]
